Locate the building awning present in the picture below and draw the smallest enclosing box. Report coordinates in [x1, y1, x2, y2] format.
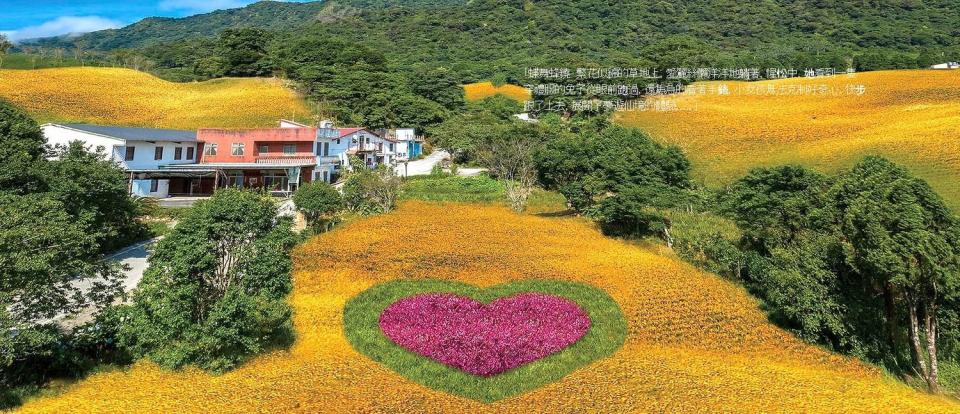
[128, 169, 216, 179]
[163, 162, 314, 170]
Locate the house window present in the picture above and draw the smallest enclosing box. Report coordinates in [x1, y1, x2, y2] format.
[259, 144, 269, 154]
[227, 171, 244, 188]
[283, 144, 296, 154]
[186, 147, 194, 160]
[336, 139, 341, 145]
[124, 147, 135, 161]
[316, 143, 322, 156]
[323, 142, 330, 156]
[150, 179, 159, 193]
[389, 143, 394, 152]
[154, 146, 163, 160]
[174, 147, 183, 160]
[232, 143, 245, 156]
[204, 144, 218, 156]
[262, 170, 289, 191]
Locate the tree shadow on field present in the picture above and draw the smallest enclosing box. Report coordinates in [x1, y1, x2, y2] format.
[534, 209, 576, 218]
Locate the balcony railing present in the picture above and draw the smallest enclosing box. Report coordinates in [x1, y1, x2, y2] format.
[256, 153, 316, 165]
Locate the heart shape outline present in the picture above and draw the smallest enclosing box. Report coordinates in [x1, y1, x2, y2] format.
[343, 279, 627, 402]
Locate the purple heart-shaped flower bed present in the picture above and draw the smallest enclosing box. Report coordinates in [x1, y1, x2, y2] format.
[379, 292, 591, 376]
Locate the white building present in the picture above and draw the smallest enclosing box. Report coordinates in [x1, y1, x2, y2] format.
[281, 120, 410, 183]
[339, 128, 398, 169]
[384, 128, 425, 161]
[42, 123, 201, 197]
[931, 62, 960, 69]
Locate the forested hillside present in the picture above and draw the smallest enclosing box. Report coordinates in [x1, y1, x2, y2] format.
[20, 0, 958, 130]
[25, 0, 960, 82]
[25, 1, 328, 50]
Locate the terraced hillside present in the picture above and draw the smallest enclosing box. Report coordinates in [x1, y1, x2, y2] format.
[616, 70, 960, 210]
[15, 201, 958, 413]
[0, 67, 311, 129]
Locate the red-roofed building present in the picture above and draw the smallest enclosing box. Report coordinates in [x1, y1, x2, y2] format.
[161, 126, 318, 194]
[159, 120, 404, 194]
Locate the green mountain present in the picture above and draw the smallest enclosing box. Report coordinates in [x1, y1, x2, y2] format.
[28, 0, 960, 79]
[25, 1, 329, 50]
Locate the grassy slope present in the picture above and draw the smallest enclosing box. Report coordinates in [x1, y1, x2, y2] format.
[0, 54, 89, 70]
[616, 69, 960, 210]
[0, 67, 312, 129]
[15, 197, 959, 412]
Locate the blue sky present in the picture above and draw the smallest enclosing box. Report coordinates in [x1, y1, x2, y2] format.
[0, 1, 311, 42]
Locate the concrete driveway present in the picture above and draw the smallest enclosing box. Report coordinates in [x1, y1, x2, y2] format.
[107, 238, 158, 293]
[395, 150, 449, 177]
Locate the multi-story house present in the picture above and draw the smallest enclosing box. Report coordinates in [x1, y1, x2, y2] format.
[380, 128, 424, 161]
[167, 126, 318, 194]
[42, 120, 418, 197]
[41, 123, 202, 197]
[340, 127, 399, 168]
[313, 121, 349, 183]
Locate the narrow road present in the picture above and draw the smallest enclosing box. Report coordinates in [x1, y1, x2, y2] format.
[106, 238, 158, 293]
[395, 150, 449, 177]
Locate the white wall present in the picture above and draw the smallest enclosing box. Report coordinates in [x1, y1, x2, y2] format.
[131, 179, 170, 198]
[395, 128, 416, 141]
[41, 124, 198, 170]
[43, 124, 122, 162]
[123, 141, 198, 170]
[280, 120, 309, 128]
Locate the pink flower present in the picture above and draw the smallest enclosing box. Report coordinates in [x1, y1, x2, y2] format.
[379, 293, 591, 376]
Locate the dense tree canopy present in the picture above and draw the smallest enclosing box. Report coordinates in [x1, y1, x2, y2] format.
[0, 99, 46, 193]
[0, 101, 137, 406]
[712, 158, 960, 392]
[119, 189, 298, 372]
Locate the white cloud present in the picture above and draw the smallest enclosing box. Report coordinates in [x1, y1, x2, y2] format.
[4, 16, 123, 42]
[158, 0, 255, 12]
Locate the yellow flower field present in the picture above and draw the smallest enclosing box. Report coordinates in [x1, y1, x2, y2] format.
[616, 69, 960, 210]
[464, 81, 531, 102]
[0, 67, 311, 129]
[15, 201, 958, 413]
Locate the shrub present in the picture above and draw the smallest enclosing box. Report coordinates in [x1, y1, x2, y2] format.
[536, 125, 693, 220]
[293, 181, 342, 230]
[343, 165, 401, 215]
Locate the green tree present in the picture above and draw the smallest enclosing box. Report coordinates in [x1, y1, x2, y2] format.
[719, 165, 831, 251]
[45, 142, 147, 251]
[0, 194, 122, 323]
[293, 181, 343, 230]
[830, 156, 960, 393]
[916, 49, 938, 68]
[388, 93, 447, 133]
[0, 101, 141, 408]
[216, 28, 273, 77]
[119, 189, 297, 372]
[410, 66, 465, 110]
[0, 34, 12, 69]
[474, 121, 544, 212]
[536, 125, 693, 216]
[429, 96, 522, 162]
[0, 99, 46, 194]
[342, 161, 401, 215]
